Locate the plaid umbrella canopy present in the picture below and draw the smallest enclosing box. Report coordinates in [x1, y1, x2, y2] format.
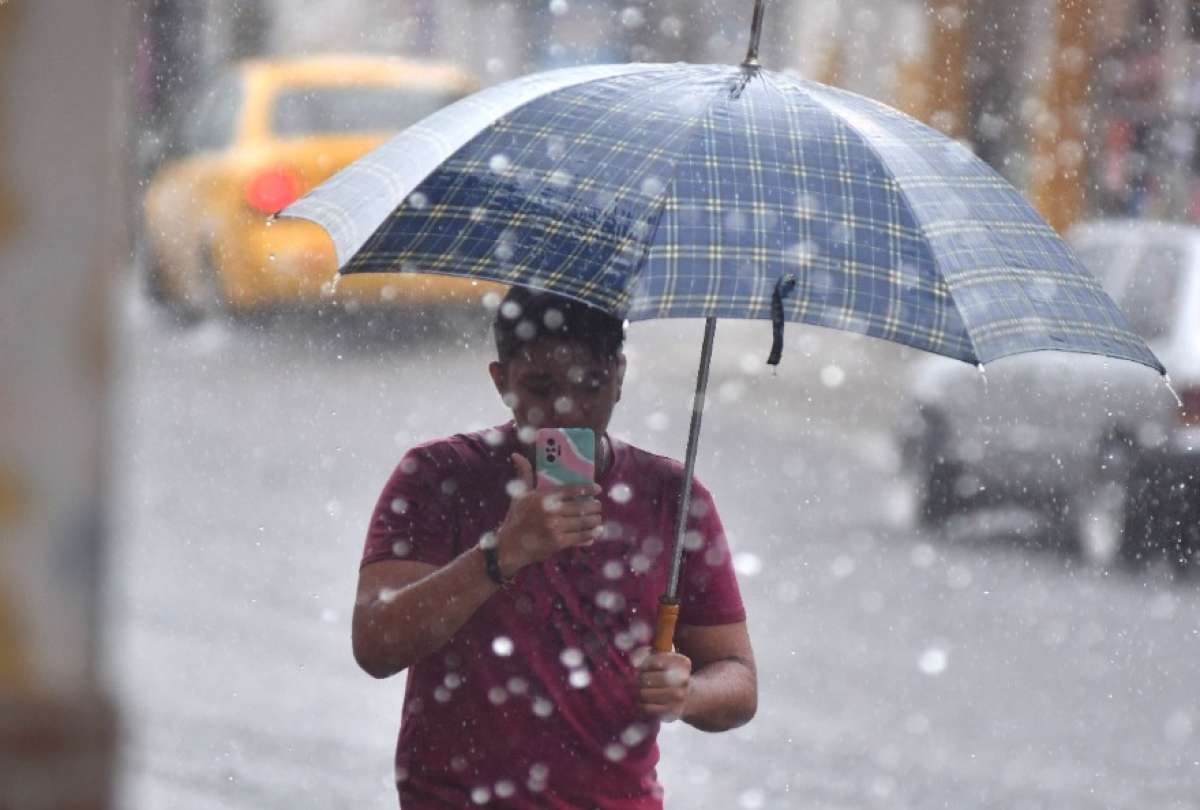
[282, 0, 1163, 649]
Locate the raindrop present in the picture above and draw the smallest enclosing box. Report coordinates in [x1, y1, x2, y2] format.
[495, 241, 515, 262]
[630, 620, 652, 642]
[546, 134, 567, 161]
[548, 0, 568, 15]
[820, 364, 846, 388]
[529, 763, 550, 781]
[400, 457, 419, 474]
[645, 411, 669, 431]
[391, 540, 411, 558]
[441, 479, 459, 495]
[909, 543, 936, 568]
[738, 789, 766, 809]
[609, 483, 633, 503]
[517, 425, 537, 444]
[620, 723, 649, 746]
[492, 636, 515, 656]
[434, 686, 452, 703]
[603, 560, 624, 580]
[485, 58, 505, 75]
[554, 396, 574, 414]
[407, 191, 429, 210]
[660, 15, 683, 38]
[639, 176, 666, 197]
[619, 6, 645, 28]
[559, 647, 584, 668]
[470, 786, 491, 805]
[488, 686, 508, 705]
[615, 631, 635, 651]
[444, 672, 463, 689]
[495, 780, 516, 799]
[738, 352, 762, 375]
[267, 253, 277, 263]
[604, 742, 627, 761]
[733, 551, 762, 576]
[515, 319, 537, 340]
[682, 530, 703, 551]
[506, 478, 529, 498]
[489, 153, 511, 173]
[532, 697, 555, 717]
[548, 169, 573, 189]
[831, 555, 855, 578]
[483, 427, 505, 446]
[506, 676, 528, 694]
[569, 668, 592, 688]
[717, 380, 745, 403]
[630, 553, 651, 573]
[595, 590, 626, 612]
[390, 498, 409, 514]
[325, 499, 342, 518]
[918, 646, 948, 676]
[542, 307, 564, 329]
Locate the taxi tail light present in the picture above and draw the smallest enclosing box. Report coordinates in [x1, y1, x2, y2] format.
[1179, 386, 1200, 426]
[245, 167, 302, 215]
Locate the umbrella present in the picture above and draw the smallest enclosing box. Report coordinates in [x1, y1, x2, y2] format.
[281, 0, 1164, 652]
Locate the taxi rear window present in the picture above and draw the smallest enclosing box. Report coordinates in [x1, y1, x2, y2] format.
[270, 86, 461, 137]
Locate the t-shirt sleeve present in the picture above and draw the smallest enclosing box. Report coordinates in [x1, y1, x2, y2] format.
[361, 448, 458, 568]
[677, 478, 747, 627]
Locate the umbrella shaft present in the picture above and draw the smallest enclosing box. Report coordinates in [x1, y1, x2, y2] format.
[665, 317, 718, 601]
[743, 0, 767, 68]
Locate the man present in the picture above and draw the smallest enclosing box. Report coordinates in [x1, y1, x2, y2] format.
[353, 286, 756, 808]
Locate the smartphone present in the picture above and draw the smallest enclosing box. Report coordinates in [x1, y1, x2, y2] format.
[535, 427, 596, 489]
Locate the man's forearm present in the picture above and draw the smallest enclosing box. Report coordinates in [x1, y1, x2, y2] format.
[681, 659, 758, 732]
[354, 546, 500, 678]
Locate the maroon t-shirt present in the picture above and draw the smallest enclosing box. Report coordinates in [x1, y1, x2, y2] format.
[362, 422, 746, 809]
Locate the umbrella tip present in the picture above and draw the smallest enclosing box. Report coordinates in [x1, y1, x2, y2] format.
[740, 0, 767, 69]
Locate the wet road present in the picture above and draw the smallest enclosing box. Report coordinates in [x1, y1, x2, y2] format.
[106, 290, 1200, 809]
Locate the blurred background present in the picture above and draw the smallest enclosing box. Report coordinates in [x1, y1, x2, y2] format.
[3, 1, 1199, 808]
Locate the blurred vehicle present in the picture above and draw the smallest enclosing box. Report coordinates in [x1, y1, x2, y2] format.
[141, 54, 496, 318]
[899, 220, 1199, 570]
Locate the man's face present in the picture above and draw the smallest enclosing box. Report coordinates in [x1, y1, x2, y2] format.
[489, 338, 625, 437]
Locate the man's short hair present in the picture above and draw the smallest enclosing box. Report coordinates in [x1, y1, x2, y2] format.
[493, 286, 625, 364]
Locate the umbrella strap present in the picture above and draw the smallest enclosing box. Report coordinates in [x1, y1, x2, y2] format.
[767, 274, 798, 366]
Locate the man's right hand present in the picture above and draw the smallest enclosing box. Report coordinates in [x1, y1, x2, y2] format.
[495, 452, 603, 576]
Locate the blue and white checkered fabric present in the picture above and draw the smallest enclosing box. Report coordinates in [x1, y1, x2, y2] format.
[283, 63, 1162, 373]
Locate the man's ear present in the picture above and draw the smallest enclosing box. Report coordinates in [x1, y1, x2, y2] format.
[488, 360, 507, 400]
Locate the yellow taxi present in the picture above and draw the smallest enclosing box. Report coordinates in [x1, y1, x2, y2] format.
[141, 54, 498, 317]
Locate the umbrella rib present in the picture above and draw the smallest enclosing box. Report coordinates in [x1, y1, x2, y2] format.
[768, 73, 986, 367]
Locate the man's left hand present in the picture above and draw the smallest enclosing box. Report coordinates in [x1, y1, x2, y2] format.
[634, 652, 692, 722]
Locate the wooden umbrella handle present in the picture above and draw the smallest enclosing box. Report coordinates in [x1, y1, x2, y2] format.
[652, 597, 680, 653]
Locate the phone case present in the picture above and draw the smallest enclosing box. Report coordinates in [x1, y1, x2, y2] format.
[535, 428, 596, 489]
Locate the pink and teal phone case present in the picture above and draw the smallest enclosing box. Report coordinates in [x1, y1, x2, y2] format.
[535, 428, 595, 488]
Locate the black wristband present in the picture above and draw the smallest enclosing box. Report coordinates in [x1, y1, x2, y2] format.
[479, 533, 514, 588]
